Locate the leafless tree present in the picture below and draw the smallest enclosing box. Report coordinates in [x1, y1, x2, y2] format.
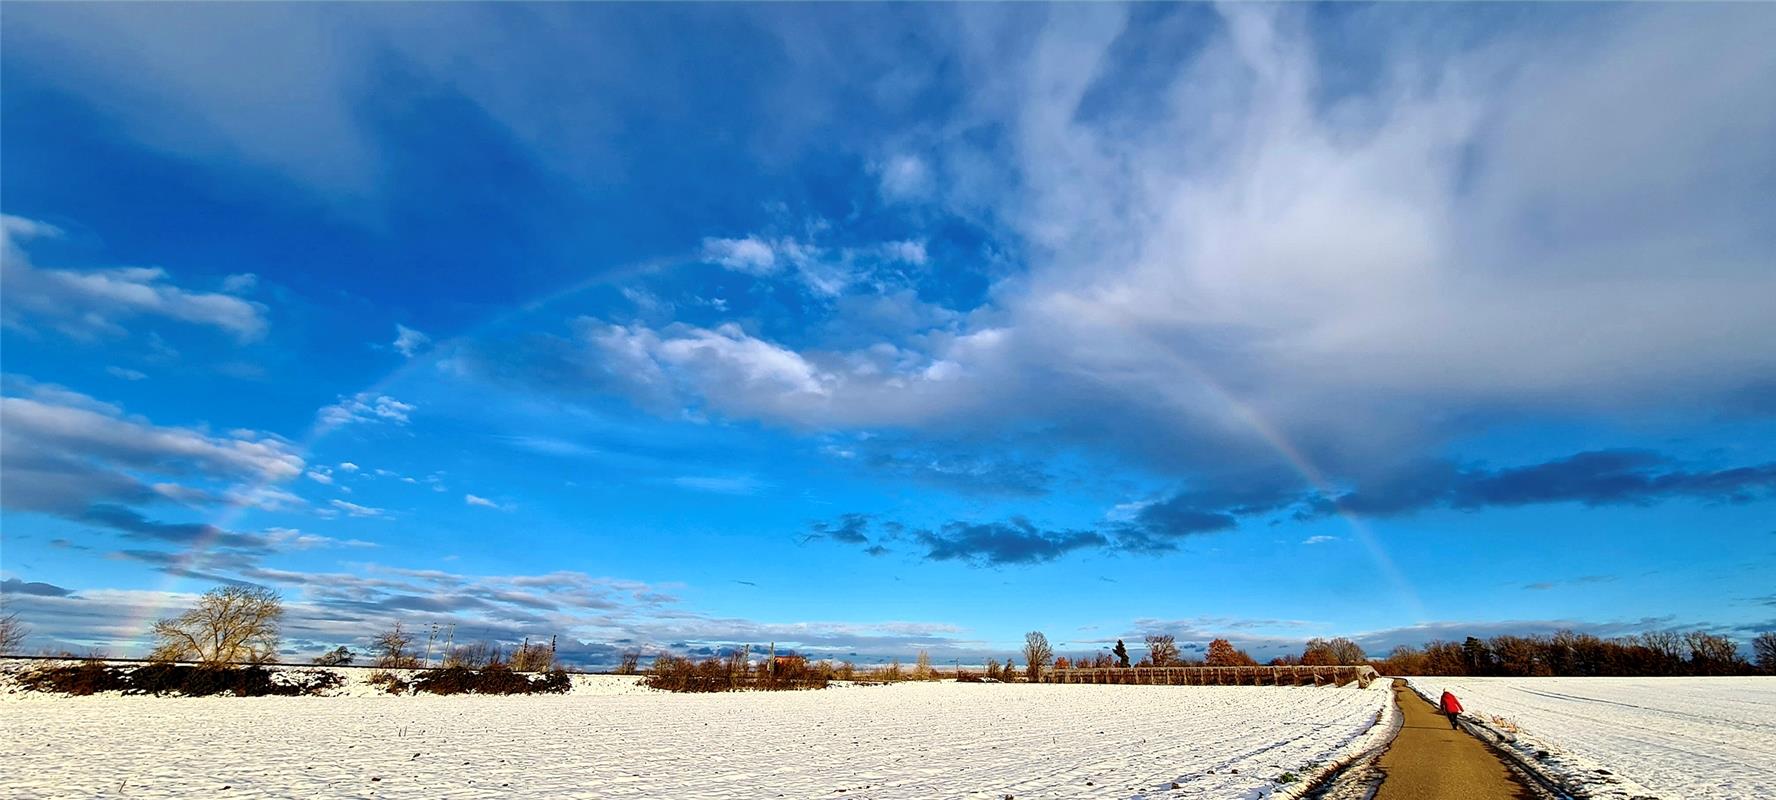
[1144, 633, 1179, 666]
[1302, 637, 1367, 665]
[372, 622, 420, 668]
[1754, 632, 1776, 674]
[0, 612, 27, 654]
[1023, 631, 1053, 682]
[616, 651, 642, 675]
[312, 646, 354, 666]
[149, 585, 283, 665]
[1684, 631, 1746, 675]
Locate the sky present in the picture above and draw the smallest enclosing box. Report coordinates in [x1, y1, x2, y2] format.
[1, 3, 1773, 668]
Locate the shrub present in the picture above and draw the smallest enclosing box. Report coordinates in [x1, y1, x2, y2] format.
[19, 660, 125, 695]
[411, 664, 571, 695]
[19, 663, 342, 697]
[508, 640, 556, 673]
[642, 655, 827, 693]
[367, 669, 410, 695]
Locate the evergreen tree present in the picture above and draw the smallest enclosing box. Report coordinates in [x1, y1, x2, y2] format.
[1112, 639, 1130, 668]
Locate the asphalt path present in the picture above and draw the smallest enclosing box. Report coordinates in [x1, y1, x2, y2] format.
[1372, 679, 1541, 800]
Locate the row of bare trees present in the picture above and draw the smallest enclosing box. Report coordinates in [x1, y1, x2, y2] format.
[22, 584, 567, 672]
[1375, 630, 1773, 677]
[9, 588, 1773, 677]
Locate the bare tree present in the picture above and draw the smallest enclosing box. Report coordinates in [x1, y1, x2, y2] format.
[312, 646, 354, 666]
[914, 649, 935, 680]
[1023, 631, 1053, 682]
[1302, 637, 1368, 666]
[0, 612, 27, 654]
[372, 622, 420, 668]
[1144, 634, 1179, 666]
[1754, 632, 1776, 674]
[149, 585, 283, 665]
[616, 651, 642, 675]
[1684, 631, 1746, 675]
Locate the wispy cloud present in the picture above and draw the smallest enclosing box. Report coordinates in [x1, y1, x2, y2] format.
[316, 392, 415, 429]
[464, 493, 505, 510]
[2, 215, 267, 341]
[393, 324, 430, 357]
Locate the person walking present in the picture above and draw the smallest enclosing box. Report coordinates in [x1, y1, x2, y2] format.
[1439, 689, 1464, 729]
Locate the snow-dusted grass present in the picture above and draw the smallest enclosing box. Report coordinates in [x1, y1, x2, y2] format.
[1406, 676, 1776, 800]
[0, 680, 1391, 799]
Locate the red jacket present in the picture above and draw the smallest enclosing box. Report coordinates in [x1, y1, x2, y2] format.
[1440, 691, 1464, 714]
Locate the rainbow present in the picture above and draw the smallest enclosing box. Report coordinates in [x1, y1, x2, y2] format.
[122, 258, 1426, 646]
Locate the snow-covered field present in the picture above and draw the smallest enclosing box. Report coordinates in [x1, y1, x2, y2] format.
[0, 678, 1391, 799]
[1406, 676, 1776, 800]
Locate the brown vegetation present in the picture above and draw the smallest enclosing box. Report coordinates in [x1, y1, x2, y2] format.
[20, 661, 342, 696]
[642, 651, 829, 692]
[411, 664, 570, 695]
[1372, 629, 1760, 677]
[1205, 638, 1258, 667]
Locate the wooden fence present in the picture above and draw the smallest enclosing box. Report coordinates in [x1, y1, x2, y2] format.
[1038, 665, 1378, 688]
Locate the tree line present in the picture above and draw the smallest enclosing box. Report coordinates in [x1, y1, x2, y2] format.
[1039, 631, 1776, 678]
[1373, 630, 1775, 677]
[6, 589, 1773, 680]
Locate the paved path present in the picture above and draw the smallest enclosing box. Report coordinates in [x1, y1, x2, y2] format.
[1372, 679, 1540, 800]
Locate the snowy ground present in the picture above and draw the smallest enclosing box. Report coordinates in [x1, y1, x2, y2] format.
[0, 678, 1390, 799]
[1405, 676, 1776, 800]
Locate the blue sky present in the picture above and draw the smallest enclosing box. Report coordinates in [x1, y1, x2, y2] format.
[2, 3, 1772, 666]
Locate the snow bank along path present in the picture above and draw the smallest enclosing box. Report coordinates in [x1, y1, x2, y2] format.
[1405, 676, 1776, 800]
[0, 680, 1391, 799]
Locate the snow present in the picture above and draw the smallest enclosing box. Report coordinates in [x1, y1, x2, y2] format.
[0, 678, 1391, 799]
[1405, 676, 1776, 800]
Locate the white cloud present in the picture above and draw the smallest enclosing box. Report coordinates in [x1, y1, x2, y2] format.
[882, 239, 927, 266]
[700, 236, 778, 275]
[876, 154, 933, 201]
[337, 462, 359, 472]
[317, 392, 415, 429]
[220, 273, 258, 294]
[105, 366, 147, 381]
[464, 493, 503, 509]
[393, 323, 430, 357]
[1, 215, 268, 341]
[1301, 535, 1339, 546]
[264, 527, 376, 550]
[699, 227, 931, 298]
[304, 468, 334, 485]
[543, 7, 1776, 484]
[328, 499, 386, 518]
[0, 380, 304, 512]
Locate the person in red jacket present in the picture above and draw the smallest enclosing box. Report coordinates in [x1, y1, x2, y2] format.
[1439, 690, 1464, 729]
